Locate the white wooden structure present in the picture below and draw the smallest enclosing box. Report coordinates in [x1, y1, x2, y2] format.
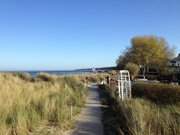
[118, 70, 132, 100]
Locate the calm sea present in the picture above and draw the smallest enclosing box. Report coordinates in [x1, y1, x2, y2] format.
[1, 69, 99, 77]
[26, 70, 92, 77]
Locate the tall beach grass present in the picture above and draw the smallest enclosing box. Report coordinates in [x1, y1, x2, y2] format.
[0, 73, 87, 135]
[99, 83, 180, 135]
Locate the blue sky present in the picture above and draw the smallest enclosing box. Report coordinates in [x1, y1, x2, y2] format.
[0, 0, 180, 70]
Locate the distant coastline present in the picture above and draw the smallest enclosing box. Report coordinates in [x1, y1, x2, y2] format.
[0, 66, 116, 76]
[0, 70, 92, 77]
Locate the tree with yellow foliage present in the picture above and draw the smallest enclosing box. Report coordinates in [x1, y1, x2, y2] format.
[117, 36, 174, 75]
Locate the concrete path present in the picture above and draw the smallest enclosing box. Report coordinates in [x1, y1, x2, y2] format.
[71, 84, 104, 135]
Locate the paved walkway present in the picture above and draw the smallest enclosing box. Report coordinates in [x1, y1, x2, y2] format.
[71, 84, 104, 135]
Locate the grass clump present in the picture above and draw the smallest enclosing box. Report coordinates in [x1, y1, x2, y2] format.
[12, 72, 33, 82]
[73, 73, 109, 84]
[0, 73, 87, 135]
[36, 72, 57, 82]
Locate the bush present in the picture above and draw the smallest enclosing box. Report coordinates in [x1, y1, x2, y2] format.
[132, 82, 180, 104]
[125, 63, 140, 80]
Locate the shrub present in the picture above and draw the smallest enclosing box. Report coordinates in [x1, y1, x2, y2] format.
[132, 82, 180, 104]
[125, 63, 140, 80]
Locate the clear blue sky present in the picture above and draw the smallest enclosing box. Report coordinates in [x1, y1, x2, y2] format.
[0, 0, 180, 70]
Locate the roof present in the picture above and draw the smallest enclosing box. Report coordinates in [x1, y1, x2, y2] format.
[171, 54, 180, 62]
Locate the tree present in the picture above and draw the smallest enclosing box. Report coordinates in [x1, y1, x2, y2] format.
[117, 36, 174, 75]
[125, 62, 140, 80]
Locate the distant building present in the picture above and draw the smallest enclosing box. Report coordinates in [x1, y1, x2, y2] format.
[169, 54, 180, 73]
[170, 54, 180, 67]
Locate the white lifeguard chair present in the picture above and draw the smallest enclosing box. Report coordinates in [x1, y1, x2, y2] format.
[118, 70, 132, 100]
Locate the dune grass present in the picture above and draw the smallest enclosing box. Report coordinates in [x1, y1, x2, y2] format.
[99, 84, 180, 135]
[72, 72, 109, 84]
[0, 73, 87, 135]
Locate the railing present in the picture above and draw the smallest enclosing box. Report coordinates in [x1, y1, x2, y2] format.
[107, 70, 132, 100]
[117, 70, 132, 100]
